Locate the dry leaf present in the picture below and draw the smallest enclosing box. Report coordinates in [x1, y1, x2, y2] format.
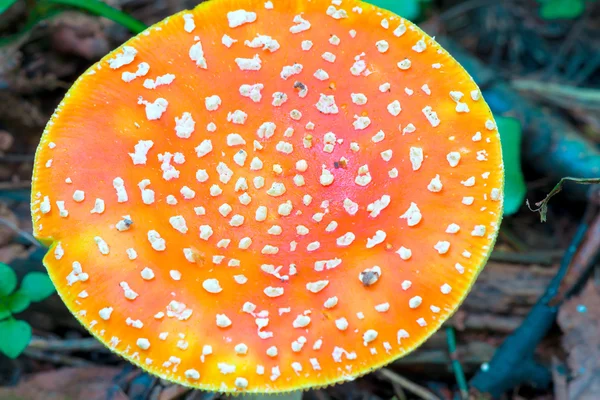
[557, 282, 600, 400]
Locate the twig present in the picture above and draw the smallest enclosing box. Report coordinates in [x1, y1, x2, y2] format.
[446, 327, 468, 400]
[0, 216, 44, 248]
[0, 181, 31, 190]
[391, 381, 408, 400]
[378, 368, 440, 400]
[0, 154, 35, 163]
[0, 181, 31, 189]
[457, 313, 523, 333]
[23, 348, 92, 366]
[527, 177, 600, 222]
[28, 336, 108, 352]
[572, 52, 600, 86]
[511, 79, 600, 110]
[394, 338, 495, 371]
[313, 390, 331, 400]
[498, 226, 528, 252]
[489, 250, 563, 265]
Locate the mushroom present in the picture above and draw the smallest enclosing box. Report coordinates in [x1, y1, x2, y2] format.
[30, 0, 503, 393]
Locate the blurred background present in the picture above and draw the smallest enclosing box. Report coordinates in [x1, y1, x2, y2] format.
[0, 0, 599, 399]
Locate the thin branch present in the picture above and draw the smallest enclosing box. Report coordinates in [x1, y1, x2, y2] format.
[446, 327, 469, 400]
[391, 381, 408, 400]
[0, 154, 35, 163]
[28, 336, 108, 352]
[378, 368, 440, 400]
[527, 177, 600, 222]
[0, 180, 31, 190]
[489, 249, 564, 266]
[511, 79, 600, 110]
[23, 348, 92, 367]
[0, 217, 44, 248]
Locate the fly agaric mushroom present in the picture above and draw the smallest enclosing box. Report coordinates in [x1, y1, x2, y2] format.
[31, 0, 503, 393]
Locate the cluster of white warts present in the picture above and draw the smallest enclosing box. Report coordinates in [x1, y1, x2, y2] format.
[34, 0, 503, 391]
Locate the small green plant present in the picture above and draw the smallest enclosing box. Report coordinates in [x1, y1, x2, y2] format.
[0, 262, 55, 359]
[365, 0, 429, 20]
[495, 116, 527, 216]
[537, 0, 596, 20]
[0, 0, 147, 47]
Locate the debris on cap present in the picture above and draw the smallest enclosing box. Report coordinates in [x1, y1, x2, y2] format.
[31, 0, 503, 393]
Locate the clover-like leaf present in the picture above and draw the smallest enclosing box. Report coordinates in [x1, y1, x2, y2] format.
[0, 0, 19, 15]
[7, 290, 31, 314]
[0, 319, 32, 359]
[20, 272, 56, 302]
[0, 303, 10, 320]
[496, 116, 526, 216]
[365, 0, 422, 20]
[539, 0, 585, 20]
[0, 262, 17, 297]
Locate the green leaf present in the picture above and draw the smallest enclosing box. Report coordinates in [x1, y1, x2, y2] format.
[365, 0, 421, 20]
[539, 0, 585, 19]
[7, 290, 30, 314]
[0, 0, 19, 15]
[0, 5, 63, 48]
[0, 0, 147, 48]
[0, 319, 32, 359]
[44, 0, 147, 33]
[0, 303, 10, 320]
[20, 272, 56, 302]
[0, 263, 17, 297]
[496, 116, 526, 216]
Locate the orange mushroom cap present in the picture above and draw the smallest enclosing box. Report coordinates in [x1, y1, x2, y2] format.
[31, 0, 503, 393]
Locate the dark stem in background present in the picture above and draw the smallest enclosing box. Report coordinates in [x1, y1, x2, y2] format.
[446, 327, 468, 400]
[470, 190, 600, 397]
[469, 217, 589, 396]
